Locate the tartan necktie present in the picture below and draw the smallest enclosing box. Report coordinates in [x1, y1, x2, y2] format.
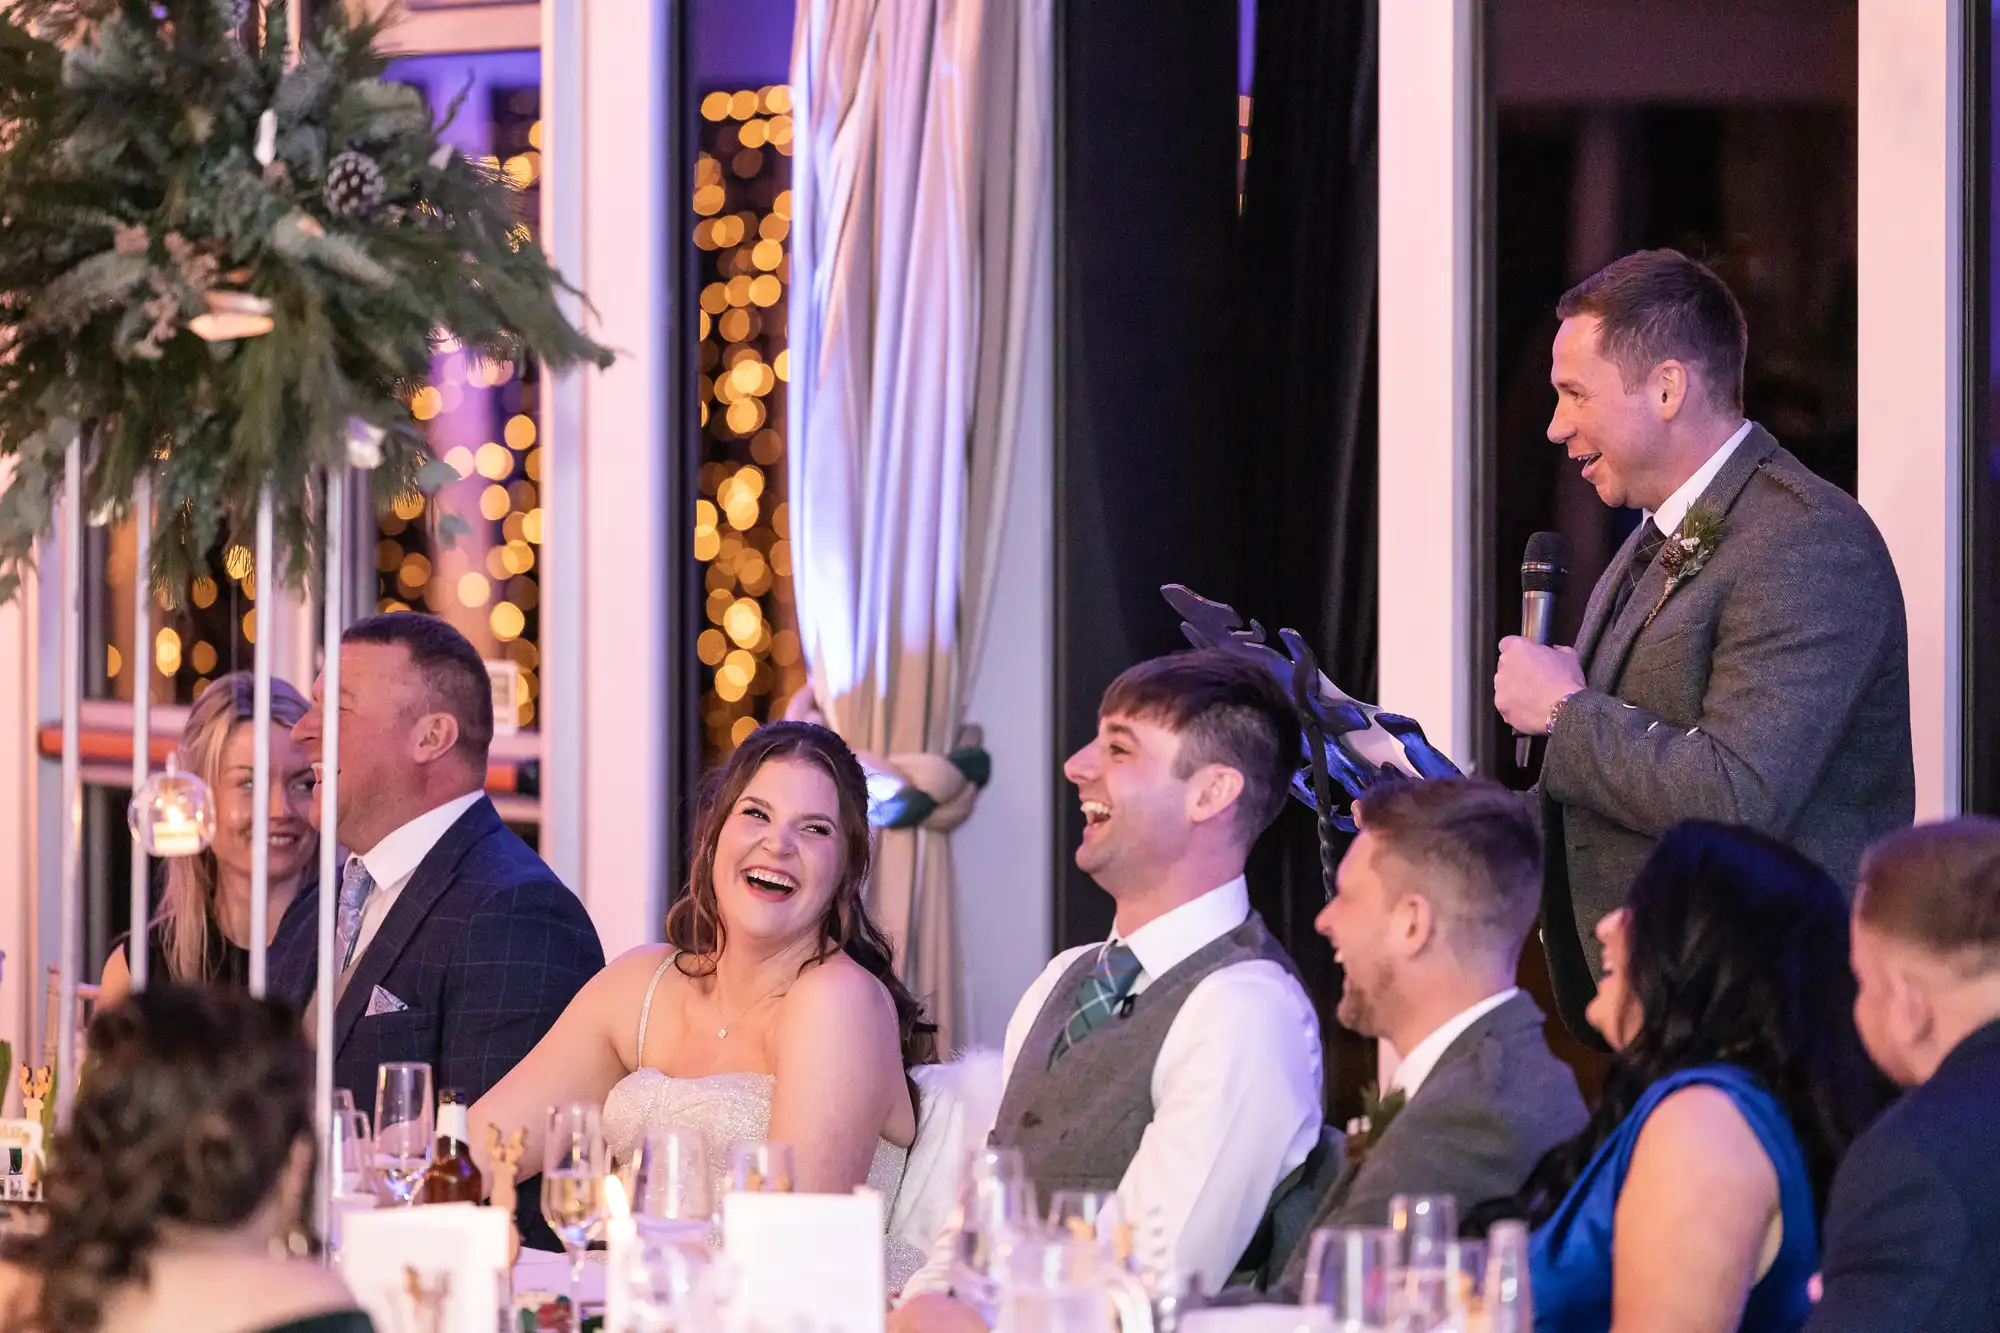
[1050, 942, 1143, 1066]
[1610, 518, 1669, 623]
[333, 856, 377, 974]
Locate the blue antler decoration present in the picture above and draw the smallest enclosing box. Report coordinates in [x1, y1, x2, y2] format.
[1162, 585, 1461, 863]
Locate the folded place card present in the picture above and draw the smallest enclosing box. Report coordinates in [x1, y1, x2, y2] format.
[724, 1188, 886, 1333]
[1180, 1307, 1337, 1333]
[341, 1202, 511, 1333]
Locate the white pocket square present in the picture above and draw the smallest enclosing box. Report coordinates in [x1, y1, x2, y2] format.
[366, 986, 409, 1016]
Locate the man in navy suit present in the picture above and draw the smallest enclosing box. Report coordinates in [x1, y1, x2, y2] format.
[1807, 817, 2000, 1333]
[270, 613, 603, 1237]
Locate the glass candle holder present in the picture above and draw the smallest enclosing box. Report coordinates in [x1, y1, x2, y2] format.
[127, 752, 216, 858]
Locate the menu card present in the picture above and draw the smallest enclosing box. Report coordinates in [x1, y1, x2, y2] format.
[723, 1189, 886, 1333]
[341, 1202, 511, 1333]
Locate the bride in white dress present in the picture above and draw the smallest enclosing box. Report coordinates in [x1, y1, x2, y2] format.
[470, 721, 937, 1287]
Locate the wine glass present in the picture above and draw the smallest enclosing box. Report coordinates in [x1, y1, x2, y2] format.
[622, 1229, 711, 1333]
[1046, 1190, 1124, 1260]
[998, 1237, 1118, 1333]
[951, 1148, 1039, 1326]
[629, 1127, 713, 1244]
[542, 1102, 610, 1315]
[726, 1140, 794, 1194]
[330, 1108, 374, 1197]
[1301, 1226, 1397, 1330]
[372, 1062, 434, 1206]
[1388, 1194, 1459, 1332]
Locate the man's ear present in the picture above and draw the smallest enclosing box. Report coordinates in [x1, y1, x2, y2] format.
[1393, 892, 1436, 959]
[411, 711, 461, 766]
[1652, 359, 1691, 420]
[1187, 763, 1247, 828]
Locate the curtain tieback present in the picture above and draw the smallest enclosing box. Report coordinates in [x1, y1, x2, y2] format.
[865, 728, 992, 831]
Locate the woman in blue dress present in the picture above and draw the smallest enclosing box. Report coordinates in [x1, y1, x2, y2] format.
[1504, 822, 1889, 1333]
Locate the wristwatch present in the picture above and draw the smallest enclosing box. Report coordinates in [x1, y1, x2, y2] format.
[1546, 690, 1581, 737]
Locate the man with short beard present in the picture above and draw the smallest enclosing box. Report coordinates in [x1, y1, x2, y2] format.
[1269, 778, 1585, 1296]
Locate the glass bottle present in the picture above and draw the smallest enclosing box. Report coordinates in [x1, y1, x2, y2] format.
[419, 1087, 483, 1204]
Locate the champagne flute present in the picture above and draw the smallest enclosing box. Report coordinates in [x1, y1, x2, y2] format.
[1485, 1221, 1534, 1333]
[629, 1127, 713, 1244]
[372, 1063, 434, 1206]
[542, 1102, 610, 1316]
[726, 1140, 794, 1194]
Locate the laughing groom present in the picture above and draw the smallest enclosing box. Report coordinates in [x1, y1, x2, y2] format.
[1493, 248, 1913, 1042]
[899, 650, 1323, 1315]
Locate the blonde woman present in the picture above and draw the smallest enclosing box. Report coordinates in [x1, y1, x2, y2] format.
[98, 673, 319, 1004]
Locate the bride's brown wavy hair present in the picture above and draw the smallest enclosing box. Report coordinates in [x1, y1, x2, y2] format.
[664, 720, 937, 1070]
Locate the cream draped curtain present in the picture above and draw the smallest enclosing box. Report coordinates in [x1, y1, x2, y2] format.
[787, 0, 1052, 1046]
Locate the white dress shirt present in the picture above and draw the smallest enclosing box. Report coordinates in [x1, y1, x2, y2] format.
[1388, 988, 1520, 1100]
[340, 790, 485, 991]
[908, 877, 1322, 1297]
[1647, 418, 1752, 538]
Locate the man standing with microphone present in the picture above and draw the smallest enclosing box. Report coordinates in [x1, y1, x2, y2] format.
[1493, 248, 1913, 1043]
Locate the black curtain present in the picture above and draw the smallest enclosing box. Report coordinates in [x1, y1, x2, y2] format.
[1051, 0, 1247, 949]
[1234, 0, 1379, 1116]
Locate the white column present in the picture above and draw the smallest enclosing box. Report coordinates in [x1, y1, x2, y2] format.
[1857, 0, 1966, 819]
[541, 0, 671, 955]
[1377, 0, 1479, 771]
[0, 464, 38, 1112]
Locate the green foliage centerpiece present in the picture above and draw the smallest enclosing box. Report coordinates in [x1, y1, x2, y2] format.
[0, 0, 613, 602]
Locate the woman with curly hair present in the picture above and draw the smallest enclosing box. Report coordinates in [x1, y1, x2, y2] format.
[0, 984, 366, 1333]
[1498, 822, 1891, 1333]
[471, 720, 937, 1284]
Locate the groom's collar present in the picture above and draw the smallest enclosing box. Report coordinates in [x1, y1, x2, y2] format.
[1108, 875, 1250, 981]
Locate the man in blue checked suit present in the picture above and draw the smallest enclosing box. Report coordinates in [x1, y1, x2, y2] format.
[269, 612, 603, 1243]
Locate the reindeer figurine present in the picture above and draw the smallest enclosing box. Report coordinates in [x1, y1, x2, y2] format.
[485, 1125, 527, 1267]
[15, 1066, 51, 1187]
[16, 1068, 49, 1127]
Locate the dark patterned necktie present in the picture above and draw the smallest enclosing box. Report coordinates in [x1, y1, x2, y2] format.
[1610, 518, 1669, 623]
[1050, 943, 1142, 1066]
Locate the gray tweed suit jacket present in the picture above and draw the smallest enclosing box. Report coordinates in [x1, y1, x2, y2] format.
[1540, 426, 1914, 1039]
[1270, 992, 1586, 1298]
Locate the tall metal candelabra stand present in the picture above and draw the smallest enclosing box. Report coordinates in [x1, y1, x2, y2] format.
[51, 461, 347, 1234]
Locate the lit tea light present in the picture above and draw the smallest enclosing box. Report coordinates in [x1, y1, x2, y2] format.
[128, 752, 217, 859]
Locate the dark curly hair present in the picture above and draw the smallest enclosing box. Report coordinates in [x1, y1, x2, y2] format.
[665, 720, 938, 1072]
[1489, 822, 1890, 1230]
[10, 985, 315, 1333]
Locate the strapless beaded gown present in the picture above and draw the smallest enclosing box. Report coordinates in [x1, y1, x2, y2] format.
[602, 960, 927, 1291]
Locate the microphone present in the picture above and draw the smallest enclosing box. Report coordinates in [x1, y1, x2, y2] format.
[1514, 531, 1572, 769]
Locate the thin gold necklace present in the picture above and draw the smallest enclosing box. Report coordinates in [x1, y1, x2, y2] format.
[711, 976, 790, 1040]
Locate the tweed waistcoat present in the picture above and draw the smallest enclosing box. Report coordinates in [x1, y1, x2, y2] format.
[990, 911, 1297, 1195]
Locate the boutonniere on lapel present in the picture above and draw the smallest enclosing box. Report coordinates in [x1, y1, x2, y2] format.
[1644, 504, 1727, 631]
[1343, 1082, 1406, 1169]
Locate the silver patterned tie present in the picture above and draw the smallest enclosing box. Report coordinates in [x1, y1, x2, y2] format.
[333, 856, 376, 974]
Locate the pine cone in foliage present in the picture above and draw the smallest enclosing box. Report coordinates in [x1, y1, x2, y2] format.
[324, 151, 387, 219]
